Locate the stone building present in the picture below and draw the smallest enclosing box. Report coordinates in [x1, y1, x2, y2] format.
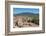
[13, 16, 32, 28]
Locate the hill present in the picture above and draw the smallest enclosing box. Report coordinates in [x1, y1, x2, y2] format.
[13, 12, 39, 16]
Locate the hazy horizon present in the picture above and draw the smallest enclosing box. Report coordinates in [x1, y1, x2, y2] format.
[13, 8, 39, 15]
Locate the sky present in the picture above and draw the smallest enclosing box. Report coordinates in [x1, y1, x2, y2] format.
[13, 8, 39, 15]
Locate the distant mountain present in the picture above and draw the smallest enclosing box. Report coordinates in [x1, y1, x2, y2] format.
[13, 12, 39, 16]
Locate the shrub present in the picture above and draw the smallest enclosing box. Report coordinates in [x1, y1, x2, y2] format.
[31, 17, 39, 25]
